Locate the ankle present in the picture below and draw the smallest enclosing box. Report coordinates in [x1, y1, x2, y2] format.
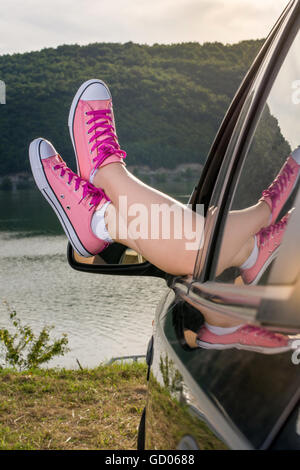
[239, 236, 258, 270]
[231, 236, 255, 268]
[91, 201, 114, 243]
[257, 200, 272, 228]
[92, 162, 125, 188]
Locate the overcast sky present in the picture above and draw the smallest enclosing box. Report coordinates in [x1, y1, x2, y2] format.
[0, 0, 290, 56]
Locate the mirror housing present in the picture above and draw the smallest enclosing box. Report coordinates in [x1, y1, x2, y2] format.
[67, 242, 168, 279]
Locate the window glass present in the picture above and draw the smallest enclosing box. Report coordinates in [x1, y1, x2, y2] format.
[215, 31, 300, 285]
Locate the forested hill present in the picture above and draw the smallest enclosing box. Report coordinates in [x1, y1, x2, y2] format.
[0, 40, 264, 176]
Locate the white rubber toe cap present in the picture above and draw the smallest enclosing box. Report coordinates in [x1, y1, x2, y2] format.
[81, 81, 111, 101]
[40, 140, 57, 159]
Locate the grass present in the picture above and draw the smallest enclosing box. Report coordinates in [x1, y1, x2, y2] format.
[0, 361, 147, 450]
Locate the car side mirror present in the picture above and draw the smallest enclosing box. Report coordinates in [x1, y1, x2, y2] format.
[67, 242, 168, 279]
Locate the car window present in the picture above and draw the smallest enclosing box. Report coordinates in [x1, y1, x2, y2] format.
[213, 29, 300, 286]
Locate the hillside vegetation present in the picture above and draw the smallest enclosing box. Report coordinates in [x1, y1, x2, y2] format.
[0, 40, 264, 176]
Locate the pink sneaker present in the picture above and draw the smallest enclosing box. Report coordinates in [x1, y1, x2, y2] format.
[260, 147, 300, 225]
[29, 138, 110, 257]
[241, 212, 291, 285]
[68, 79, 126, 182]
[196, 325, 291, 354]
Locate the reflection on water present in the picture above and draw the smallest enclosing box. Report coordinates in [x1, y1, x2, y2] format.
[0, 188, 189, 368]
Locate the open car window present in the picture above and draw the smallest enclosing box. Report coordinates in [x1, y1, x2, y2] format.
[212, 29, 300, 286]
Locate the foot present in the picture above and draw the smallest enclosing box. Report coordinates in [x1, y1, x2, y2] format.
[68, 79, 126, 182]
[240, 211, 291, 285]
[196, 324, 292, 354]
[260, 146, 300, 225]
[29, 138, 111, 257]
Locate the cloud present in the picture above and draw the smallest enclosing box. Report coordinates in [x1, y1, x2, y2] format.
[0, 0, 289, 55]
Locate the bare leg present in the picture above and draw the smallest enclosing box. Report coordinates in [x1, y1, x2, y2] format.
[93, 164, 271, 276]
[97, 164, 203, 275]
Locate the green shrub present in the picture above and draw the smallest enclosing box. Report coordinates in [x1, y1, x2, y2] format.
[0, 303, 69, 371]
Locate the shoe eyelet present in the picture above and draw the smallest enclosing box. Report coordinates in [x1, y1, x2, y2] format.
[60, 194, 65, 199]
[66, 206, 71, 210]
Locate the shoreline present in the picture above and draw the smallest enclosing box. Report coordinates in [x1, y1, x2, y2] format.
[0, 163, 203, 191]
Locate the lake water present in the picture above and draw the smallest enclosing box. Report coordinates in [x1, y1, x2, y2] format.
[0, 187, 190, 369]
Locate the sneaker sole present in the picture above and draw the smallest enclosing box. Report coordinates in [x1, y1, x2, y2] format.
[196, 338, 291, 355]
[68, 79, 112, 177]
[29, 138, 92, 258]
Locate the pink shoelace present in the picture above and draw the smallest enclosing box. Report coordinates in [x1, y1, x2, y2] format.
[240, 325, 285, 343]
[86, 109, 127, 169]
[53, 163, 109, 209]
[261, 160, 295, 209]
[257, 215, 288, 247]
